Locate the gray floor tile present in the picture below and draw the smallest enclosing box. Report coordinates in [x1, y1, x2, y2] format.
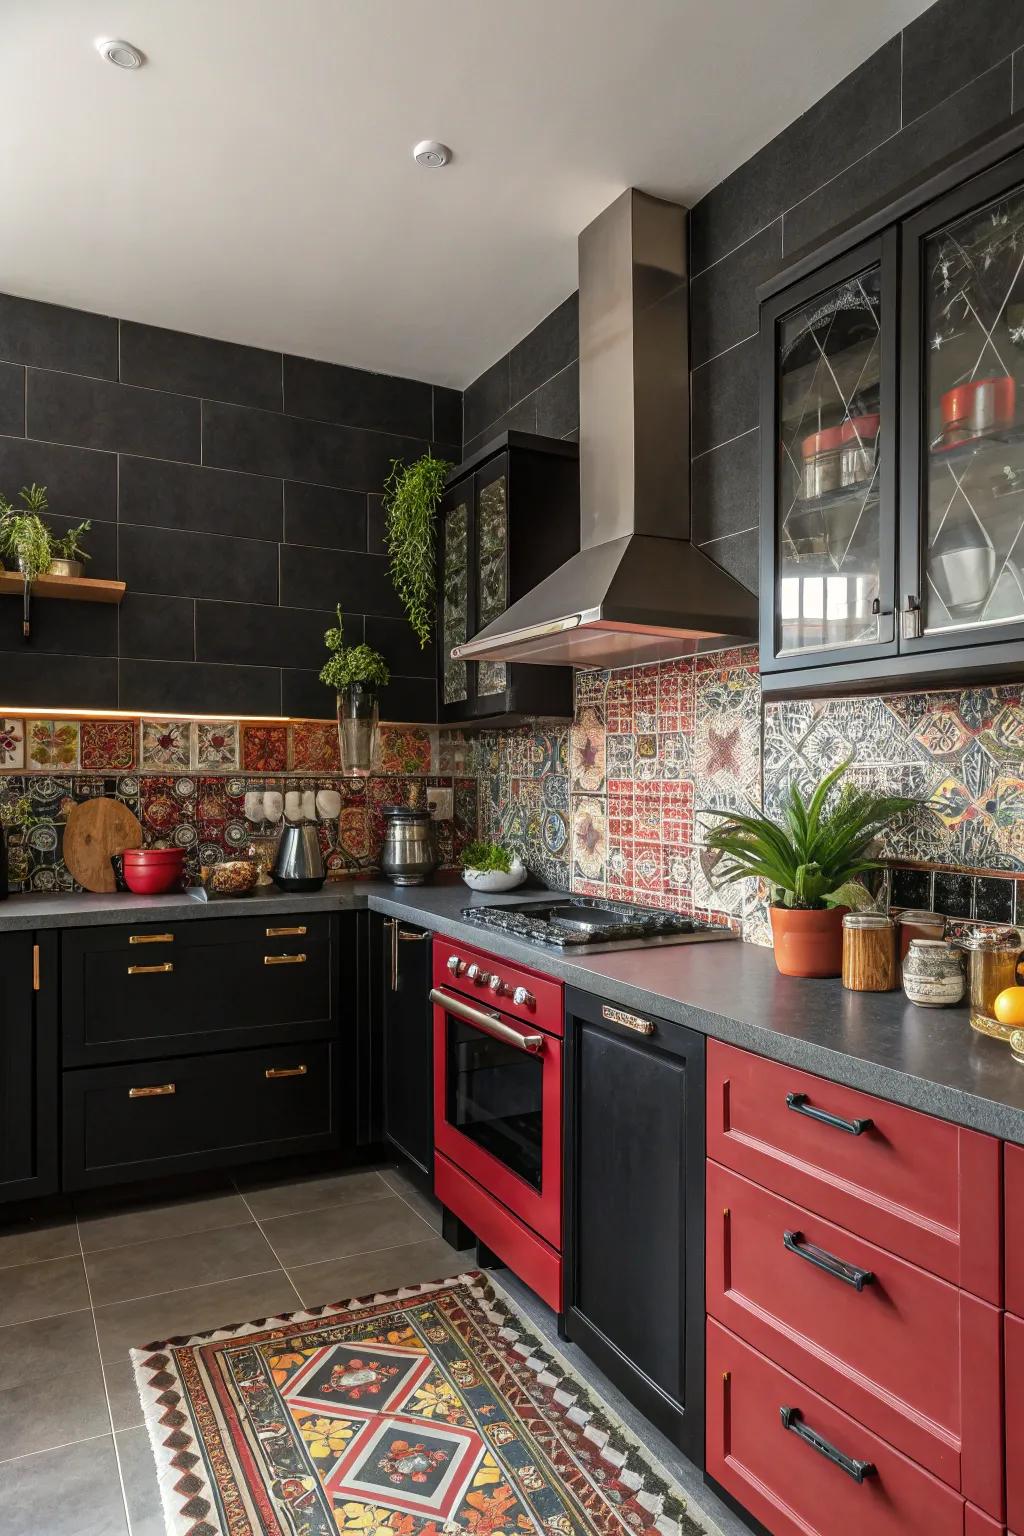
[379, 1166, 443, 1232]
[104, 1356, 146, 1433]
[288, 1237, 468, 1307]
[0, 1254, 90, 1327]
[115, 1426, 163, 1536]
[77, 1187, 251, 1253]
[261, 1192, 436, 1268]
[236, 1167, 391, 1220]
[84, 1221, 279, 1307]
[0, 1213, 79, 1270]
[0, 1311, 109, 1462]
[94, 1268, 301, 1365]
[0, 1435, 129, 1536]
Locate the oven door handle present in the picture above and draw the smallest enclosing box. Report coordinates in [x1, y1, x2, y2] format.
[429, 988, 545, 1054]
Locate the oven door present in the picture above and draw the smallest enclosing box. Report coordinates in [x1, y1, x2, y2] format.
[431, 986, 562, 1249]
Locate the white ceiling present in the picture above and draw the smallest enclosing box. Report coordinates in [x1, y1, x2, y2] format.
[2, 0, 930, 389]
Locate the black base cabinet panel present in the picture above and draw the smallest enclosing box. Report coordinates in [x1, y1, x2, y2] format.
[0, 931, 58, 1204]
[380, 917, 434, 1180]
[62, 1039, 338, 1190]
[563, 988, 705, 1465]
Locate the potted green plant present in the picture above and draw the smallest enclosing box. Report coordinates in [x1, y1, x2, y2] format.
[49, 518, 92, 578]
[383, 451, 452, 648]
[319, 606, 391, 772]
[703, 761, 919, 977]
[0, 486, 52, 579]
[460, 839, 527, 892]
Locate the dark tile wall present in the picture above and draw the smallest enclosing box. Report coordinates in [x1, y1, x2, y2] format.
[0, 296, 461, 719]
[462, 294, 580, 459]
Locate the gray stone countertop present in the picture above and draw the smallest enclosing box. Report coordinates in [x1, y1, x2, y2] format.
[3, 880, 1023, 1144]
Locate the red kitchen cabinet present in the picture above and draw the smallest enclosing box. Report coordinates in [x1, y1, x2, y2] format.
[1006, 1143, 1024, 1316]
[1007, 1312, 1024, 1535]
[965, 1508, 1006, 1536]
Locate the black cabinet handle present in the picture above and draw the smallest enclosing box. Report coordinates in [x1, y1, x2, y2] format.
[786, 1091, 873, 1136]
[783, 1229, 874, 1291]
[780, 1406, 876, 1484]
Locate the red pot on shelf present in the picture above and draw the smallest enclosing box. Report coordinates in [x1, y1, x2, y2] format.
[121, 847, 186, 895]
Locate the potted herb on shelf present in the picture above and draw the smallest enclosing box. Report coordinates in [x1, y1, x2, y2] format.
[319, 606, 390, 773]
[704, 762, 919, 978]
[49, 519, 92, 578]
[383, 451, 452, 648]
[0, 486, 53, 580]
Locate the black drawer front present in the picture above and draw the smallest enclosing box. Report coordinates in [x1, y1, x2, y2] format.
[62, 1041, 336, 1189]
[62, 915, 336, 1065]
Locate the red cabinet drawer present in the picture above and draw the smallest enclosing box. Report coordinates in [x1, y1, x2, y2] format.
[707, 1160, 1004, 1513]
[1008, 1314, 1024, 1535]
[707, 1320, 965, 1536]
[707, 1040, 1001, 1302]
[1006, 1145, 1024, 1314]
[966, 1509, 1006, 1536]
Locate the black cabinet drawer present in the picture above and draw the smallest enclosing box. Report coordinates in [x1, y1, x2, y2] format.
[62, 915, 337, 1065]
[62, 1040, 337, 1189]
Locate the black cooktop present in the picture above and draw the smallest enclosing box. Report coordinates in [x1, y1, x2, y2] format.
[459, 895, 736, 952]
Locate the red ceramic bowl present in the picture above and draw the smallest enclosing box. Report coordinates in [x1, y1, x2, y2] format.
[121, 847, 185, 894]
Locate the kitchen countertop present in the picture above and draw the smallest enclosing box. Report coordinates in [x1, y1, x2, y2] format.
[4, 881, 1024, 1144]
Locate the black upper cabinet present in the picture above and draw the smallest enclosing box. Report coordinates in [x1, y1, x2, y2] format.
[0, 932, 58, 1205]
[437, 432, 579, 724]
[380, 918, 434, 1180]
[760, 122, 1024, 694]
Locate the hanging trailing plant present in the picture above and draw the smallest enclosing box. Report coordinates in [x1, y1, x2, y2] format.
[383, 450, 452, 648]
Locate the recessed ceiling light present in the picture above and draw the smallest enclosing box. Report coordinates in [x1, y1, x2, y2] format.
[95, 37, 145, 70]
[413, 140, 452, 168]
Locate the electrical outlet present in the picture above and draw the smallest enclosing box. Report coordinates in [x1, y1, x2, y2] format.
[427, 787, 453, 821]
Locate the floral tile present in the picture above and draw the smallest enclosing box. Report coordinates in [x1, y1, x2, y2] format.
[26, 720, 80, 770]
[242, 723, 289, 773]
[193, 720, 239, 770]
[569, 706, 605, 793]
[291, 720, 341, 774]
[80, 719, 136, 772]
[0, 718, 24, 769]
[141, 719, 190, 771]
[604, 670, 634, 732]
[378, 725, 433, 774]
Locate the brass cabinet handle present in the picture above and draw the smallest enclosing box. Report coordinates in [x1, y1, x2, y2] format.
[399, 930, 429, 941]
[265, 1064, 307, 1079]
[264, 953, 307, 966]
[129, 1083, 176, 1098]
[266, 925, 306, 937]
[32, 943, 40, 992]
[602, 1004, 654, 1035]
[127, 962, 174, 975]
[129, 933, 174, 945]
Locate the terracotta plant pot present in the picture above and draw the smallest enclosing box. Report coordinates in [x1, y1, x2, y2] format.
[769, 904, 848, 978]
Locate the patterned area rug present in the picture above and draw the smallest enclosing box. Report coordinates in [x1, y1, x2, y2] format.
[132, 1270, 721, 1536]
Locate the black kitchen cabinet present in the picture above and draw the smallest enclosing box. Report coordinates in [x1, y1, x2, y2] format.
[760, 118, 1024, 695]
[562, 988, 705, 1463]
[380, 917, 434, 1181]
[0, 931, 58, 1204]
[438, 432, 579, 724]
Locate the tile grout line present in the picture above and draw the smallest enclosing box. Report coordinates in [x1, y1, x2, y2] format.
[284, 1228, 451, 1279]
[0, 1430, 114, 1472]
[75, 1213, 133, 1536]
[232, 1178, 305, 1310]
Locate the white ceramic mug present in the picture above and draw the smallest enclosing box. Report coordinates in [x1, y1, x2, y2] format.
[262, 790, 284, 823]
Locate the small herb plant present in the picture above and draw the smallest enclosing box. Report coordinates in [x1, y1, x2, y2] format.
[461, 839, 513, 874]
[52, 519, 92, 564]
[704, 761, 919, 910]
[383, 451, 452, 648]
[0, 486, 92, 576]
[319, 606, 391, 691]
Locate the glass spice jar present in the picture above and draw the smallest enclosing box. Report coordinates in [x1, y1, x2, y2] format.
[959, 925, 1024, 1039]
[842, 912, 898, 992]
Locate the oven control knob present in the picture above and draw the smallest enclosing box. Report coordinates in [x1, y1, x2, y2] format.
[466, 964, 490, 984]
[488, 975, 507, 996]
[446, 955, 464, 977]
[513, 987, 535, 1008]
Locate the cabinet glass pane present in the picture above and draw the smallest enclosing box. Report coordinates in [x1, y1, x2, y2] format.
[776, 264, 885, 656]
[922, 184, 1024, 634]
[477, 473, 508, 698]
[442, 498, 469, 705]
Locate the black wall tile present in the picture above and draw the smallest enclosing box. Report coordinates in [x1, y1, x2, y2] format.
[45, 515, 117, 580]
[534, 362, 579, 440]
[934, 870, 974, 917]
[284, 482, 366, 551]
[691, 430, 760, 544]
[27, 369, 201, 462]
[195, 599, 332, 670]
[0, 294, 117, 379]
[1015, 47, 1023, 112]
[783, 63, 1012, 258]
[891, 866, 932, 909]
[0, 363, 24, 436]
[698, 529, 759, 594]
[281, 668, 332, 719]
[365, 614, 436, 678]
[0, 597, 116, 658]
[463, 356, 510, 443]
[0, 437, 116, 523]
[432, 386, 462, 447]
[119, 456, 282, 542]
[279, 544, 403, 619]
[118, 658, 281, 715]
[975, 876, 1014, 922]
[902, 0, 1024, 125]
[690, 336, 758, 457]
[690, 222, 782, 367]
[1, 652, 118, 710]
[118, 593, 196, 662]
[120, 321, 282, 411]
[367, 493, 386, 554]
[510, 293, 579, 404]
[118, 524, 279, 604]
[379, 674, 437, 723]
[283, 356, 432, 437]
[201, 399, 424, 490]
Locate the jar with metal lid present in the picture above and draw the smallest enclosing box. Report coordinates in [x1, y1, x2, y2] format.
[801, 426, 843, 499]
[842, 911, 898, 992]
[901, 938, 964, 1007]
[959, 925, 1024, 1039]
[895, 908, 946, 963]
[839, 414, 880, 487]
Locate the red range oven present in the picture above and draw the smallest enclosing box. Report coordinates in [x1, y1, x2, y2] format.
[430, 937, 564, 1311]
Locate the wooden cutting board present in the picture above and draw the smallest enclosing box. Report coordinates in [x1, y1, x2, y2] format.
[63, 797, 144, 893]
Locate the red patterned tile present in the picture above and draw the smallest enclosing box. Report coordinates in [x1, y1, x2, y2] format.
[291, 721, 341, 773]
[378, 726, 432, 774]
[242, 723, 288, 773]
[80, 719, 137, 772]
[604, 671, 634, 732]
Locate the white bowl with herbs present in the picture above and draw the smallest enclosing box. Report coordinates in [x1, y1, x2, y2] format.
[461, 841, 527, 893]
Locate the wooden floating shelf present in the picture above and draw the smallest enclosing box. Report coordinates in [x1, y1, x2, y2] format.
[0, 571, 126, 605]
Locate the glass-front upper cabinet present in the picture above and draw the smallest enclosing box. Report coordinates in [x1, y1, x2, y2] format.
[761, 234, 898, 672]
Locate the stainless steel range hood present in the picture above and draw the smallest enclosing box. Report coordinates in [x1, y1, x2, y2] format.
[451, 187, 758, 669]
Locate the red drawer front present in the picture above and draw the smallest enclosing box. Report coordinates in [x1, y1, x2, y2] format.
[1006, 1145, 1024, 1315]
[707, 1160, 1004, 1513]
[707, 1320, 965, 1536]
[432, 938, 563, 1034]
[966, 1508, 1006, 1536]
[435, 1153, 562, 1311]
[707, 1040, 1001, 1303]
[1007, 1314, 1024, 1535]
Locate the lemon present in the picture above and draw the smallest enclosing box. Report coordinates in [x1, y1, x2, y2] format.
[993, 987, 1024, 1027]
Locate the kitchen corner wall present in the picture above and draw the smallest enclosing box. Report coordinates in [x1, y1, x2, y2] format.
[0, 295, 460, 720]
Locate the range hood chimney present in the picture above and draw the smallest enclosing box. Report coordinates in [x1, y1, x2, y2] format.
[451, 187, 759, 669]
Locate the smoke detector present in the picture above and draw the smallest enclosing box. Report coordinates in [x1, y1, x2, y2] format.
[96, 38, 145, 69]
[413, 140, 452, 168]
